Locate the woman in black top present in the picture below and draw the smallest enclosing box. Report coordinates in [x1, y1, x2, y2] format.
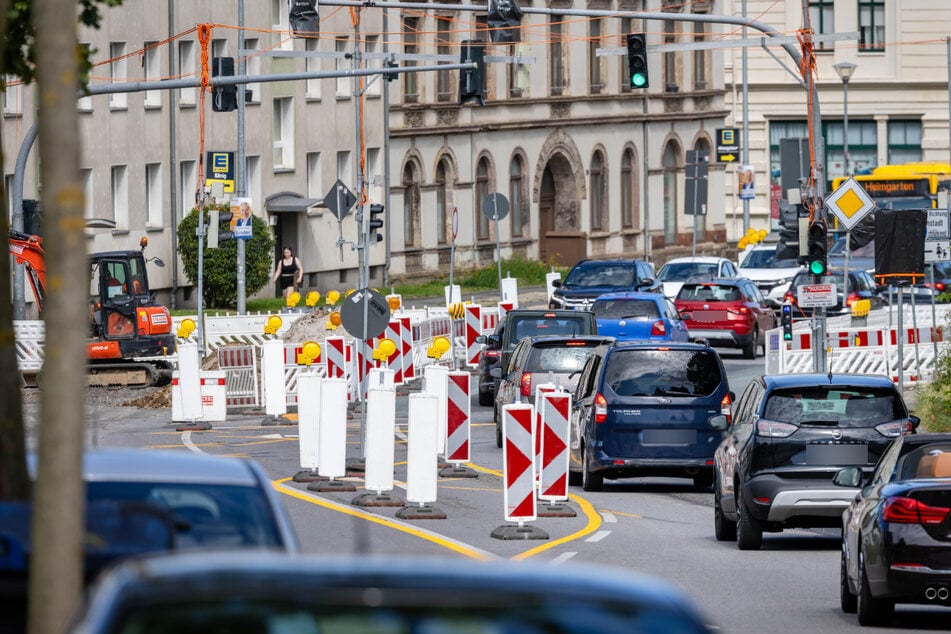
[271, 246, 303, 302]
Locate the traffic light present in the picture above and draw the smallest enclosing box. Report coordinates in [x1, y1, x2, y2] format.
[288, 0, 319, 37]
[781, 302, 793, 341]
[807, 219, 828, 276]
[211, 57, 237, 112]
[368, 203, 384, 243]
[384, 57, 398, 82]
[775, 200, 799, 260]
[487, 0, 524, 44]
[207, 209, 234, 249]
[459, 40, 486, 106]
[626, 33, 648, 89]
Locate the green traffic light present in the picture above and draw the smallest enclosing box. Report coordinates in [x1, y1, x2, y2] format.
[809, 260, 826, 275]
[631, 73, 647, 88]
[783, 332, 792, 341]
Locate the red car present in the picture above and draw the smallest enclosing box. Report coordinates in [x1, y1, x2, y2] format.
[674, 278, 777, 359]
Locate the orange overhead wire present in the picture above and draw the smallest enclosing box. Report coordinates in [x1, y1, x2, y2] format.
[196, 23, 212, 205]
[797, 23, 819, 220]
[350, 6, 369, 205]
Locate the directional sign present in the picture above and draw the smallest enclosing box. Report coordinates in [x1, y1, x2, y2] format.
[323, 179, 358, 221]
[716, 128, 740, 163]
[825, 177, 875, 231]
[205, 151, 235, 193]
[927, 209, 949, 240]
[925, 240, 951, 263]
[797, 283, 837, 308]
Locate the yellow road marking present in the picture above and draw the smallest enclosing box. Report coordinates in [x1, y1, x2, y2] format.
[603, 510, 642, 519]
[511, 493, 602, 561]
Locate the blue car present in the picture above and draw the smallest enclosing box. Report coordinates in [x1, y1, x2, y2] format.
[591, 292, 690, 343]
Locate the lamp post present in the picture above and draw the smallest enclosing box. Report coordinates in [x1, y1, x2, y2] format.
[834, 62, 858, 177]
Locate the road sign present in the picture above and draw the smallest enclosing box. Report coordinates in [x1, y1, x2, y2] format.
[451, 207, 459, 239]
[716, 128, 740, 163]
[924, 240, 951, 263]
[323, 179, 357, 221]
[684, 150, 708, 216]
[825, 177, 875, 231]
[927, 209, 949, 240]
[797, 283, 837, 308]
[205, 151, 235, 192]
[340, 288, 392, 340]
[481, 192, 509, 221]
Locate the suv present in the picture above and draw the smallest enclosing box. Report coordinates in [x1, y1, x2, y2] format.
[569, 342, 733, 491]
[674, 278, 776, 359]
[550, 259, 660, 310]
[488, 309, 598, 381]
[711, 374, 918, 550]
[737, 244, 802, 308]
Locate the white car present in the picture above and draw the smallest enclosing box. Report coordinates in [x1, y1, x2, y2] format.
[737, 244, 803, 307]
[657, 256, 738, 299]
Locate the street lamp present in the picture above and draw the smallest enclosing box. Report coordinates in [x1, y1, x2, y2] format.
[834, 62, 858, 177]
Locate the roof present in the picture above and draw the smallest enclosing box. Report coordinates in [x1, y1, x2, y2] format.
[61, 448, 259, 486]
[523, 334, 616, 347]
[662, 256, 730, 264]
[593, 291, 667, 302]
[609, 341, 711, 352]
[762, 373, 898, 391]
[265, 191, 322, 213]
[679, 277, 750, 287]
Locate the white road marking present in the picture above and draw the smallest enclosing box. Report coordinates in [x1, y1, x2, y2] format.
[551, 552, 577, 564]
[180, 430, 204, 455]
[601, 512, 618, 523]
[585, 530, 612, 543]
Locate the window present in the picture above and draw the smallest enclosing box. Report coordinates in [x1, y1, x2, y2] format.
[366, 148, 381, 190]
[590, 151, 606, 231]
[336, 151, 351, 188]
[179, 160, 196, 217]
[662, 141, 680, 242]
[271, 0, 292, 51]
[476, 158, 491, 240]
[143, 43, 161, 107]
[403, 162, 420, 247]
[305, 38, 321, 99]
[306, 152, 322, 199]
[858, 0, 884, 51]
[245, 155, 262, 208]
[366, 36, 381, 97]
[510, 155, 528, 238]
[335, 37, 350, 98]
[826, 119, 878, 178]
[403, 16, 419, 103]
[436, 161, 449, 245]
[621, 148, 637, 229]
[77, 44, 93, 111]
[809, 0, 835, 50]
[692, 21, 708, 89]
[888, 121, 923, 164]
[436, 15, 454, 102]
[588, 19, 603, 94]
[211, 38, 227, 61]
[81, 169, 94, 220]
[179, 40, 196, 105]
[244, 38, 261, 103]
[145, 163, 162, 228]
[549, 19, 565, 96]
[2, 75, 22, 115]
[111, 165, 129, 228]
[272, 97, 294, 170]
[663, 20, 679, 92]
[109, 42, 127, 109]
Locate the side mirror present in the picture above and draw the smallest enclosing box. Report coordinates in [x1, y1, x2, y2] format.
[909, 415, 921, 431]
[640, 277, 654, 287]
[551, 279, 562, 288]
[475, 335, 487, 345]
[833, 466, 863, 488]
[489, 368, 502, 379]
[153, 257, 165, 268]
[764, 297, 780, 309]
[487, 335, 500, 347]
[708, 414, 729, 431]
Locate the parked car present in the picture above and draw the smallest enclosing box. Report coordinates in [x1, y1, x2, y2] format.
[492, 334, 615, 448]
[591, 292, 690, 343]
[674, 278, 777, 359]
[657, 256, 738, 299]
[711, 374, 918, 550]
[785, 268, 887, 315]
[837, 433, 951, 626]
[737, 243, 803, 308]
[494, 308, 598, 375]
[69, 552, 713, 634]
[475, 320, 504, 406]
[549, 259, 661, 310]
[569, 341, 732, 491]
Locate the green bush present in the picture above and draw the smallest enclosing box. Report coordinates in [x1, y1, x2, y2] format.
[914, 342, 951, 432]
[177, 205, 275, 308]
[459, 256, 561, 287]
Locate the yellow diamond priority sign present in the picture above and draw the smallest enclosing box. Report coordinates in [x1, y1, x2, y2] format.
[825, 177, 875, 231]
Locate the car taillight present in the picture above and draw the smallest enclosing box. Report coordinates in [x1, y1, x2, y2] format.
[485, 349, 500, 359]
[784, 291, 795, 304]
[727, 306, 750, 316]
[938, 282, 946, 292]
[520, 373, 533, 398]
[594, 393, 608, 424]
[882, 496, 951, 525]
[650, 320, 666, 336]
[845, 292, 859, 307]
[721, 393, 732, 424]
[875, 420, 916, 437]
[756, 419, 798, 438]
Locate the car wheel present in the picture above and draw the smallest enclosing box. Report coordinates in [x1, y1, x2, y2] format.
[840, 545, 858, 614]
[742, 327, 759, 360]
[735, 485, 763, 550]
[857, 550, 894, 626]
[582, 445, 603, 492]
[568, 468, 582, 486]
[714, 481, 737, 542]
[478, 388, 494, 407]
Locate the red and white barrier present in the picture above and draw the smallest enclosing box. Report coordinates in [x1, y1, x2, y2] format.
[399, 316, 415, 380]
[383, 320, 404, 384]
[465, 304, 483, 367]
[325, 336, 348, 378]
[296, 372, 322, 473]
[174, 341, 203, 422]
[317, 378, 348, 480]
[365, 382, 397, 495]
[533, 383, 558, 479]
[406, 393, 439, 505]
[498, 300, 516, 323]
[502, 404, 536, 522]
[354, 339, 376, 401]
[539, 392, 572, 501]
[199, 371, 227, 422]
[446, 372, 471, 464]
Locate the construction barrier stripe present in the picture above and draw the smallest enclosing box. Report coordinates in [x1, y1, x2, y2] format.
[539, 392, 571, 501]
[446, 373, 470, 463]
[465, 305, 482, 367]
[503, 405, 536, 522]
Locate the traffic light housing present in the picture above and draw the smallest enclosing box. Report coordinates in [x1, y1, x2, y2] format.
[626, 33, 649, 89]
[781, 302, 793, 341]
[368, 203, 384, 243]
[211, 57, 237, 112]
[775, 200, 799, 260]
[384, 57, 398, 82]
[459, 40, 486, 105]
[807, 219, 828, 276]
[207, 209, 234, 249]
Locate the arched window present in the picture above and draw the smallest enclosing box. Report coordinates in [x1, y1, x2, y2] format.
[621, 148, 639, 229]
[662, 141, 680, 243]
[403, 161, 420, 247]
[590, 150, 606, 232]
[510, 155, 528, 238]
[476, 158, 491, 241]
[436, 161, 449, 245]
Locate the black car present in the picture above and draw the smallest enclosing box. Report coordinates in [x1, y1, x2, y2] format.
[837, 433, 951, 626]
[711, 374, 918, 550]
[569, 341, 732, 491]
[475, 321, 504, 406]
[550, 259, 661, 310]
[785, 268, 886, 316]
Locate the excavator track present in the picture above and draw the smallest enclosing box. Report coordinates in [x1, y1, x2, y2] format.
[87, 362, 173, 388]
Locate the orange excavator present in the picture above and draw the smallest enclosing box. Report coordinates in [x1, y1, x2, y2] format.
[9, 229, 176, 387]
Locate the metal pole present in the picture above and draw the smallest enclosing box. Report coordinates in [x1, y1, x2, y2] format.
[843, 77, 850, 177]
[896, 287, 904, 387]
[844, 230, 850, 306]
[741, 0, 750, 233]
[236, 0, 247, 314]
[947, 37, 951, 170]
[168, 0, 178, 310]
[11, 122, 38, 320]
[382, 8, 392, 288]
[642, 92, 650, 260]
[931, 264, 939, 368]
[353, 10, 370, 465]
[494, 199, 502, 299]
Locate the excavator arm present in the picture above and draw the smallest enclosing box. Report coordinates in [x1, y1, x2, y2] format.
[8, 229, 46, 312]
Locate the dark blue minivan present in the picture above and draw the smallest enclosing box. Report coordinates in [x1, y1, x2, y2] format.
[568, 342, 732, 491]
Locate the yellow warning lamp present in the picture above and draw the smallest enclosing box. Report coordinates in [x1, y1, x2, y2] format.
[297, 341, 321, 366]
[428, 335, 451, 359]
[387, 295, 402, 311]
[305, 291, 321, 307]
[448, 302, 465, 320]
[286, 291, 301, 307]
[325, 290, 341, 306]
[345, 288, 356, 298]
[378, 338, 397, 357]
[264, 314, 283, 335]
[176, 318, 196, 339]
[326, 311, 342, 330]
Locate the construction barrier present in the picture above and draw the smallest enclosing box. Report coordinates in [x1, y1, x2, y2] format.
[317, 378, 348, 480]
[365, 383, 397, 495]
[383, 320, 405, 384]
[423, 365, 450, 456]
[502, 404, 536, 522]
[199, 371, 228, 423]
[173, 342, 202, 422]
[533, 384, 558, 481]
[399, 316, 415, 381]
[446, 372, 471, 464]
[260, 339, 287, 418]
[406, 393, 439, 506]
[539, 392, 572, 502]
[296, 372, 322, 473]
[465, 304, 483, 367]
[217, 346, 258, 408]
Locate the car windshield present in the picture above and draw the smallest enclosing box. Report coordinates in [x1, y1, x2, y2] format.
[564, 263, 636, 287]
[677, 284, 741, 302]
[603, 349, 722, 397]
[657, 262, 718, 281]
[761, 388, 906, 428]
[591, 299, 660, 320]
[740, 249, 798, 269]
[510, 317, 590, 343]
[527, 345, 598, 373]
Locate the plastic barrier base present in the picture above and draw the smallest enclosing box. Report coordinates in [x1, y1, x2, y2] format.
[352, 492, 405, 507]
[175, 420, 212, 432]
[395, 504, 446, 520]
[490, 524, 549, 540]
[439, 465, 478, 478]
[307, 479, 357, 492]
[261, 415, 294, 426]
[537, 503, 577, 518]
[292, 470, 327, 483]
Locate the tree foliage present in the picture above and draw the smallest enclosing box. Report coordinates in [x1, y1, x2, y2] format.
[177, 205, 276, 308]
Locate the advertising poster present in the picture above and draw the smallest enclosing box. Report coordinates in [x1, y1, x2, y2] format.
[231, 197, 253, 239]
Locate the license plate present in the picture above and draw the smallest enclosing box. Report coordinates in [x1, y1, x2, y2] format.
[641, 430, 696, 445]
[806, 444, 869, 466]
[692, 311, 727, 322]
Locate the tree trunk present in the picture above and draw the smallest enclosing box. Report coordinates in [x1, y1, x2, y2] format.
[27, 0, 89, 630]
